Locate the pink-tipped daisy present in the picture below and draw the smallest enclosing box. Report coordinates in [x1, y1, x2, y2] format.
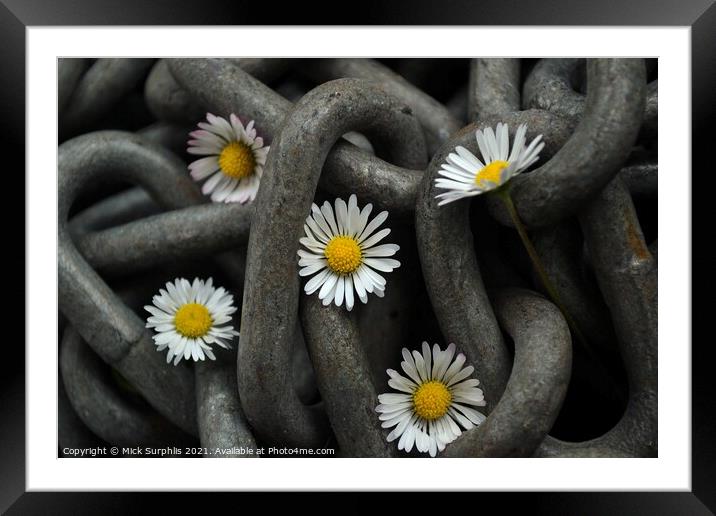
[187, 113, 270, 204]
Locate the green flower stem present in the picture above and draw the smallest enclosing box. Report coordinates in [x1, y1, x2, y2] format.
[495, 187, 594, 359]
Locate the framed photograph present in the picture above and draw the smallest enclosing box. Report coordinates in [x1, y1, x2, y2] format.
[5, 0, 712, 512]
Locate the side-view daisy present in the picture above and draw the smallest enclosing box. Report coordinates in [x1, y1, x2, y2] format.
[298, 194, 400, 311]
[144, 277, 239, 365]
[187, 113, 270, 204]
[376, 342, 487, 457]
[434, 122, 545, 206]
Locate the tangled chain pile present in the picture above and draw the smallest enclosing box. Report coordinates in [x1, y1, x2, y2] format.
[58, 58, 657, 458]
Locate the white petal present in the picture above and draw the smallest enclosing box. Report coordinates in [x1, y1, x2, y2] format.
[334, 197, 348, 234]
[446, 365, 475, 387]
[321, 201, 339, 235]
[421, 342, 432, 380]
[318, 273, 339, 300]
[360, 228, 391, 249]
[344, 276, 354, 311]
[363, 257, 400, 272]
[299, 262, 326, 277]
[358, 211, 388, 242]
[455, 145, 484, 169]
[442, 353, 467, 384]
[305, 268, 331, 294]
[377, 392, 411, 404]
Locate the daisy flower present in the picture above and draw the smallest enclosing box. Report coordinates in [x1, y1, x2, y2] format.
[376, 342, 487, 457]
[434, 122, 545, 206]
[187, 113, 270, 204]
[144, 277, 239, 365]
[298, 194, 400, 311]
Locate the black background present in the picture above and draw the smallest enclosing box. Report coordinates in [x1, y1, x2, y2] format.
[2, 0, 713, 513]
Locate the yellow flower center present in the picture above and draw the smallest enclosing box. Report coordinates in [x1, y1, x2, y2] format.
[413, 380, 452, 421]
[475, 160, 509, 187]
[324, 235, 362, 275]
[218, 141, 256, 180]
[174, 303, 213, 338]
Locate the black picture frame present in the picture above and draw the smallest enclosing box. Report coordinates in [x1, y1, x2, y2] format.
[4, 0, 713, 513]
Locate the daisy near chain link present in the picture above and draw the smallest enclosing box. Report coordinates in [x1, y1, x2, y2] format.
[376, 342, 487, 457]
[145, 277, 239, 365]
[298, 194, 401, 311]
[187, 112, 270, 204]
[434, 122, 544, 206]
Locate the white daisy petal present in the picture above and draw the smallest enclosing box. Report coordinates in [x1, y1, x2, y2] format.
[299, 262, 326, 277]
[447, 365, 475, 387]
[447, 152, 479, 175]
[421, 342, 432, 380]
[352, 272, 367, 302]
[322, 280, 339, 306]
[318, 273, 339, 301]
[377, 392, 411, 404]
[360, 228, 392, 250]
[321, 201, 339, 235]
[452, 403, 487, 425]
[363, 257, 400, 272]
[498, 122, 509, 161]
[344, 276, 354, 311]
[334, 276, 345, 307]
[508, 124, 527, 163]
[355, 203, 373, 237]
[358, 211, 388, 242]
[455, 145, 484, 169]
[443, 353, 467, 384]
[334, 197, 349, 234]
[362, 244, 400, 258]
[438, 168, 476, 184]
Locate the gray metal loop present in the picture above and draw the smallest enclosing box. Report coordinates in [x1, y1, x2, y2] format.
[75, 203, 252, 275]
[523, 58, 586, 119]
[524, 57, 658, 142]
[469, 58, 521, 120]
[301, 295, 396, 457]
[58, 58, 89, 114]
[195, 349, 257, 456]
[61, 326, 195, 448]
[239, 78, 427, 447]
[61, 59, 155, 137]
[146, 58, 292, 124]
[488, 58, 647, 229]
[299, 58, 461, 152]
[536, 176, 657, 457]
[621, 161, 658, 198]
[442, 288, 572, 457]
